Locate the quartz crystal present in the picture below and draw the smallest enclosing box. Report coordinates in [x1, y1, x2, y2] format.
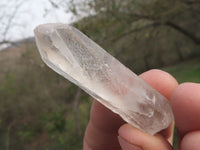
[34, 23, 174, 135]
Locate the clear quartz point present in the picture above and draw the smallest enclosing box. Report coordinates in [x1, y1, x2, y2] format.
[34, 23, 174, 135]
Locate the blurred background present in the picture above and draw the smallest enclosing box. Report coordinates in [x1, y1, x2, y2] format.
[0, 0, 200, 149]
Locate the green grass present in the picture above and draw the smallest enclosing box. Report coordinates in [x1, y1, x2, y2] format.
[164, 58, 200, 83]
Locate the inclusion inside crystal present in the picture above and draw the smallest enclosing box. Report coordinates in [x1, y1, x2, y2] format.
[34, 23, 174, 135]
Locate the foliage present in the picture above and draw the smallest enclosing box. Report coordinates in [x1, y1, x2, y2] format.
[0, 43, 91, 150]
[67, 0, 200, 73]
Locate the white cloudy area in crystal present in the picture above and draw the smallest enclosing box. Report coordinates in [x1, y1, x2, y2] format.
[34, 23, 174, 135]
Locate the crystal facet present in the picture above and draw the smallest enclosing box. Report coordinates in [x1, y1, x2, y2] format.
[34, 23, 174, 135]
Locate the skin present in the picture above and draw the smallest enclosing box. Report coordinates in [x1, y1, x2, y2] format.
[83, 69, 200, 150]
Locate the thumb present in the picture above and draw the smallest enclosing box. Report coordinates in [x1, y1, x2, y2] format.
[118, 124, 173, 150]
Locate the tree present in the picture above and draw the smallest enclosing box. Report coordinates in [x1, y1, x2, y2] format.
[0, 0, 26, 48]
[70, 0, 200, 44]
[50, 0, 200, 72]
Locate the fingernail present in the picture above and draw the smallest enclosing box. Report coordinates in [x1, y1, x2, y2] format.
[118, 136, 143, 150]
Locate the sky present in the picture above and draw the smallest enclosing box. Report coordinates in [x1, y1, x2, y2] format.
[0, 0, 75, 42]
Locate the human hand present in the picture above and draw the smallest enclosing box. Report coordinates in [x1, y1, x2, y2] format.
[83, 69, 179, 150]
[117, 76, 200, 150]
